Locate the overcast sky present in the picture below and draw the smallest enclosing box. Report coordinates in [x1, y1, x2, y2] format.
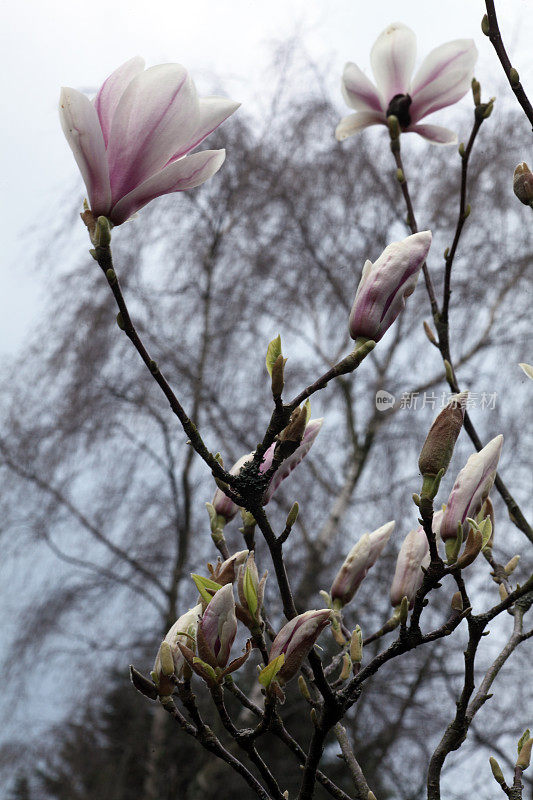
[2, 0, 532, 353]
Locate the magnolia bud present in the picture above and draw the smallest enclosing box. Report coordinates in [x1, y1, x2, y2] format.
[419, 393, 467, 478]
[331, 522, 394, 607]
[489, 756, 505, 785]
[439, 436, 503, 550]
[152, 604, 202, 693]
[390, 527, 430, 608]
[197, 584, 237, 669]
[350, 626, 363, 664]
[517, 738, 533, 770]
[513, 163, 533, 205]
[268, 610, 331, 683]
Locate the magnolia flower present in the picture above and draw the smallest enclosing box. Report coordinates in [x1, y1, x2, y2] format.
[349, 232, 432, 342]
[331, 521, 395, 607]
[197, 584, 237, 669]
[269, 610, 331, 683]
[439, 435, 503, 543]
[153, 603, 201, 691]
[59, 57, 239, 225]
[336, 23, 477, 145]
[211, 418, 323, 521]
[390, 527, 430, 608]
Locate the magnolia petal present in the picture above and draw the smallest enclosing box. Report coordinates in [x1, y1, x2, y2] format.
[94, 56, 145, 147]
[110, 149, 226, 224]
[409, 39, 477, 122]
[335, 111, 384, 141]
[107, 63, 200, 202]
[59, 87, 112, 216]
[407, 123, 457, 145]
[519, 363, 533, 380]
[262, 419, 323, 504]
[371, 22, 416, 105]
[341, 62, 384, 113]
[167, 96, 240, 163]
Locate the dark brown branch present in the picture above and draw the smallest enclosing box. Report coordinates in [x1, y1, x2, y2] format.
[484, 0, 533, 129]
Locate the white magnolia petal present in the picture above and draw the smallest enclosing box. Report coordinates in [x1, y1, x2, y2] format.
[107, 64, 200, 202]
[341, 62, 383, 112]
[407, 123, 457, 145]
[94, 56, 145, 147]
[168, 96, 240, 163]
[371, 23, 416, 105]
[110, 150, 226, 224]
[409, 40, 477, 122]
[59, 87, 112, 216]
[335, 111, 385, 141]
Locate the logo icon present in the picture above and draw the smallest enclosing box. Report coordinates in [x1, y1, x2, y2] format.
[375, 390, 395, 411]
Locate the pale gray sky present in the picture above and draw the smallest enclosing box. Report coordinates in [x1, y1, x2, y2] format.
[2, 0, 532, 353]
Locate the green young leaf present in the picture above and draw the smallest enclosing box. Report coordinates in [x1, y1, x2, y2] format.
[266, 335, 282, 377]
[258, 654, 285, 688]
[191, 574, 222, 604]
[518, 729, 531, 754]
[303, 398, 311, 425]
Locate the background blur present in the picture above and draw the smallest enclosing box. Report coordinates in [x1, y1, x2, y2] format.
[1, 2, 532, 799]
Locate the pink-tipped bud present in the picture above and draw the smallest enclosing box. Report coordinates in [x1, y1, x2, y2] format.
[268, 610, 331, 683]
[348, 232, 432, 342]
[390, 527, 430, 608]
[261, 418, 323, 504]
[197, 584, 237, 668]
[331, 521, 395, 606]
[418, 393, 467, 477]
[439, 435, 503, 543]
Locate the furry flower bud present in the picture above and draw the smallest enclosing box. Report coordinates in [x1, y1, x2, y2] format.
[418, 393, 467, 478]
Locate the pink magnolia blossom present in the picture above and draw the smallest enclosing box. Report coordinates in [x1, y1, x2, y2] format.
[198, 584, 237, 669]
[349, 232, 432, 342]
[331, 521, 395, 606]
[269, 609, 331, 683]
[59, 57, 239, 225]
[439, 435, 503, 542]
[211, 418, 323, 521]
[390, 527, 430, 608]
[336, 23, 477, 145]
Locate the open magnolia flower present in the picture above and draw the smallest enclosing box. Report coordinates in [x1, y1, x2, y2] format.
[59, 57, 239, 225]
[336, 23, 477, 145]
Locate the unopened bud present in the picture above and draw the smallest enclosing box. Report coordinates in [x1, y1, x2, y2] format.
[451, 591, 463, 612]
[367, 793, 377, 800]
[481, 14, 490, 36]
[95, 216, 112, 248]
[298, 674, 311, 701]
[513, 163, 533, 205]
[458, 142, 465, 158]
[418, 393, 467, 479]
[339, 653, 352, 681]
[499, 584, 508, 602]
[517, 738, 533, 770]
[509, 68, 520, 87]
[504, 555, 520, 576]
[489, 756, 505, 785]
[286, 502, 299, 529]
[464, 204, 471, 219]
[423, 320, 437, 345]
[116, 311, 125, 330]
[349, 626, 363, 664]
[472, 78, 481, 105]
[396, 168, 405, 183]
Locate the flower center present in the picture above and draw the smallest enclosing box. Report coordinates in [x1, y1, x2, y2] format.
[386, 94, 412, 129]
